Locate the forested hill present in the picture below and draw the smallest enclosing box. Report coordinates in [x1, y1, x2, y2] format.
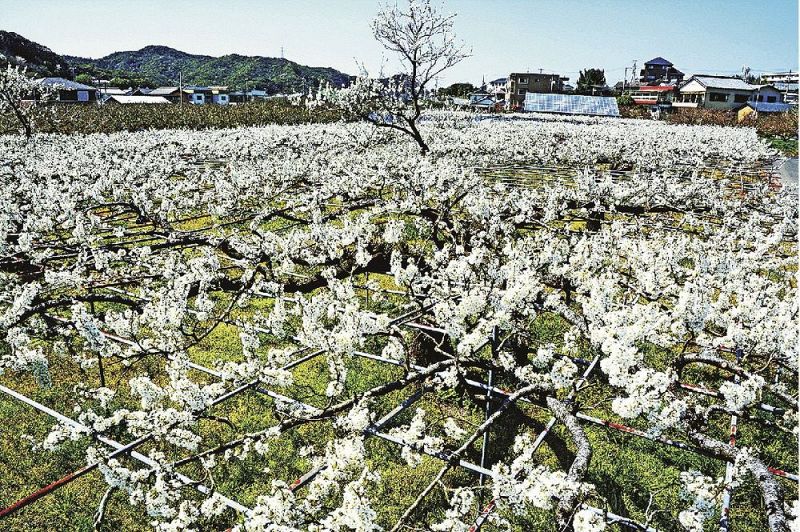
[0, 31, 70, 77]
[65, 45, 352, 92]
[1, 31, 351, 92]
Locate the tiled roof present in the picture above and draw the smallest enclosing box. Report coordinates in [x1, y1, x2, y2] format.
[106, 95, 171, 104]
[687, 76, 754, 91]
[645, 57, 673, 66]
[36, 77, 96, 90]
[149, 87, 180, 95]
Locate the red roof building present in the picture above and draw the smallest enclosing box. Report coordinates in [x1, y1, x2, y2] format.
[629, 85, 675, 105]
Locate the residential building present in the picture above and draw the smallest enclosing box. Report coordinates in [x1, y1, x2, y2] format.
[748, 85, 785, 104]
[103, 95, 171, 105]
[98, 87, 128, 97]
[230, 89, 269, 103]
[129, 87, 154, 96]
[674, 75, 756, 110]
[760, 71, 798, 104]
[209, 86, 230, 105]
[468, 91, 502, 111]
[97, 87, 129, 103]
[486, 77, 507, 101]
[507, 72, 567, 108]
[149, 87, 187, 104]
[32, 77, 98, 103]
[181, 86, 230, 105]
[640, 57, 685, 84]
[628, 85, 675, 106]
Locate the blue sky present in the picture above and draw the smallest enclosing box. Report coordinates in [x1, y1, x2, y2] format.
[2, 0, 797, 86]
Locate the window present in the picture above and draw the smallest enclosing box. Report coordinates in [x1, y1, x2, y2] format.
[767, 96, 777, 103]
[709, 92, 727, 102]
[733, 94, 749, 103]
[77, 90, 89, 102]
[518, 77, 528, 84]
[518, 89, 526, 95]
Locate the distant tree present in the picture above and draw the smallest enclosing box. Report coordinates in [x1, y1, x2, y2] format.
[617, 93, 635, 106]
[439, 82, 476, 97]
[74, 73, 93, 85]
[576, 68, 606, 94]
[744, 74, 760, 85]
[312, 0, 470, 155]
[109, 77, 131, 89]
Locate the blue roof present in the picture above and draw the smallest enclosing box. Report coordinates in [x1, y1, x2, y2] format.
[645, 57, 673, 66]
[746, 102, 793, 113]
[523, 93, 620, 117]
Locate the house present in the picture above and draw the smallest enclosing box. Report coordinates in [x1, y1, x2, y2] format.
[103, 95, 171, 105]
[149, 87, 187, 104]
[485, 78, 507, 101]
[468, 91, 501, 111]
[628, 85, 675, 106]
[748, 85, 786, 104]
[760, 71, 798, 103]
[737, 101, 793, 122]
[673, 75, 756, 110]
[507, 72, 568, 108]
[98, 87, 128, 97]
[209, 86, 230, 105]
[640, 57, 684, 84]
[129, 87, 154, 96]
[183, 86, 230, 105]
[33, 77, 98, 103]
[97, 87, 129, 103]
[230, 89, 268, 103]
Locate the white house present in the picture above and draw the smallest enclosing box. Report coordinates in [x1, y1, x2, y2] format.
[182, 86, 230, 105]
[674, 76, 757, 110]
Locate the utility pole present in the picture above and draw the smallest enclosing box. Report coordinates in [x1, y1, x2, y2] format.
[631, 60, 637, 86]
[281, 46, 284, 60]
[623, 67, 628, 91]
[179, 71, 183, 108]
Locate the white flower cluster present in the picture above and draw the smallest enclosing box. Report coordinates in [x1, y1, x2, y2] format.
[677, 470, 722, 532]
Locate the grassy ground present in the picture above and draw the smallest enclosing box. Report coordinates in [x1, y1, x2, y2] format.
[766, 135, 799, 157]
[1, 290, 794, 530]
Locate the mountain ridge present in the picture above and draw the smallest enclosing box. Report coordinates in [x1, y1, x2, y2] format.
[1, 31, 351, 93]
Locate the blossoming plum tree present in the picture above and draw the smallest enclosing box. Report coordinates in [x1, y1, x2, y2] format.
[0, 113, 796, 531]
[0, 65, 52, 138]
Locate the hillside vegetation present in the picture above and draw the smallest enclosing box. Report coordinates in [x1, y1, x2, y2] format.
[0, 30, 350, 92]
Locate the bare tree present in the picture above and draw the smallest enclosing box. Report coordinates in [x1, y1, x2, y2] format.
[315, 0, 469, 155]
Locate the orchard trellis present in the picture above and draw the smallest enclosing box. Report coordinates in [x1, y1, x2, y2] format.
[0, 113, 796, 532]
